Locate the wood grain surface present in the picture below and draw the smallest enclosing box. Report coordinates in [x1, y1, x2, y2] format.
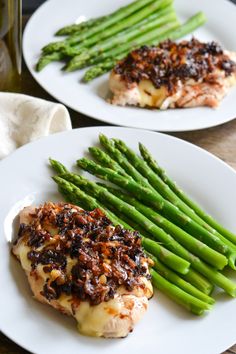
[1, 16, 236, 354]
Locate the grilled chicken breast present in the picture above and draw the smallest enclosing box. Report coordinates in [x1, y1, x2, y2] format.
[109, 38, 236, 109]
[12, 202, 153, 338]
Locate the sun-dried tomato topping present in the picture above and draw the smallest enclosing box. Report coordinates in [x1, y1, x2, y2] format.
[17, 203, 151, 305]
[114, 38, 236, 92]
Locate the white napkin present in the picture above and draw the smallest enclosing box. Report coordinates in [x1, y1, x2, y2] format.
[0, 92, 72, 159]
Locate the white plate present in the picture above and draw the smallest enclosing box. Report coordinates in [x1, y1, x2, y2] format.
[1, 126, 236, 354]
[23, 0, 236, 132]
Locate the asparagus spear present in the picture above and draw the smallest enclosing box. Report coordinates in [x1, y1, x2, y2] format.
[65, 7, 176, 70]
[52, 173, 212, 294]
[83, 11, 207, 81]
[36, 52, 65, 72]
[180, 269, 212, 295]
[139, 142, 236, 246]
[98, 136, 235, 267]
[88, 147, 130, 178]
[115, 138, 206, 221]
[98, 184, 228, 270]
[52, 168, 236, 296]
[42, 0, 167, 54]
[77, 158, 229, 256]
[114, 139, 236, 268]
[83, 58, 119, 82]
[150, 269, 212, 315]
[55, 16, 107, 36]
[142, 238, 190, 274]
[98, 134, 156, 191]
[149, 254, 214, 305]
[63, 4, 173, 57]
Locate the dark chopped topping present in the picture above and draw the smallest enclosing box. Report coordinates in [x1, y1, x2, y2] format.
[27, 249, 67, 270]
[114, 38, 236, 92]
[42, 280, 60, 300]
[18, 202, 151, 306]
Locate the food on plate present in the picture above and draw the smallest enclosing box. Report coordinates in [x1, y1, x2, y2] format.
[109, 39, 236, 108]
[12, 202, 153, 337]
[48, 134, 236, 316]
[36, 0, 206, 83]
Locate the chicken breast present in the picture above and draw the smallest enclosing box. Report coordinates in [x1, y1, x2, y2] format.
[109, 38, 236, 109]
[12, 202, 153, 338]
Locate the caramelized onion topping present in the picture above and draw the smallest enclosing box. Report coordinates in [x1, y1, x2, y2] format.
[114, 38, 236, 92]
[17, 203, 151, 305]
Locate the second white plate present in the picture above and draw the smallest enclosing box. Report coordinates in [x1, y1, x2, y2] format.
[1, 127, 236, 354]
[23, 0, 236, 132]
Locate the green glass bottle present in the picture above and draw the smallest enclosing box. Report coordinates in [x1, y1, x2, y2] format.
[0, 0, 22, 91]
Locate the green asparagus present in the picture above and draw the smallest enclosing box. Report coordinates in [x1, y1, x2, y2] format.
[149, 254, 214, 305]
[83, 58, 121, 82]
[99, 134, 156, 191]
[36, 52, 64, 72]
[142, 237, 190, 274]
[139, 142, 236, 246]
[65, 7, 176, 70]
[63, 4, 173, 57]
[43, 0, 167, 54]
[114, 138, 236, 269]
[88, 147, 129, 177]
[150, 269, 212, 315]
[99, 184, 228, 270]
[55, 16, 107, 36]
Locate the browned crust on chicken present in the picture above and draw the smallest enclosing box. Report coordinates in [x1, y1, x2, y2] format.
[109, 38, 236, 109]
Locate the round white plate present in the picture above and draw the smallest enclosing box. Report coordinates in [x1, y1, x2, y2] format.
[1, 126, 236, 354]
[23, 0, 236, 132]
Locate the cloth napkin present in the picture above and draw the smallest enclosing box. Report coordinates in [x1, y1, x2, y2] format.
[0, 92, 72, 159]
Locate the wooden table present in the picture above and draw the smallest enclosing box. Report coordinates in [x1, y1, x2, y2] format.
[1, 17, 236, 354]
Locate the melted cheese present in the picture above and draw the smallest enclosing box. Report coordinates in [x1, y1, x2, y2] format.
[138, 80, 168, 107]
[75, 298, 123, 337]
[14, 240, 31, 272]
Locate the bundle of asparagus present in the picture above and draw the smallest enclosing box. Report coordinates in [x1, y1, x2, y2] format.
[49, 134, 236, 316]
[36, 0, 206, 82]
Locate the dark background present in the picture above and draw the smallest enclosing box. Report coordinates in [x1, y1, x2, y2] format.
[23, 0, 45, 14]
[23, 0, 236, 14]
